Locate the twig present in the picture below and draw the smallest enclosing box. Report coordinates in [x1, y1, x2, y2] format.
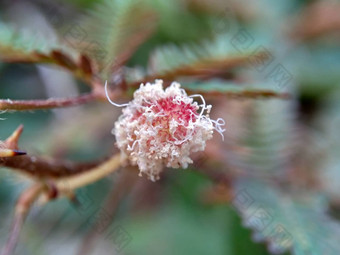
[1, 125, 101, 178]
[1, 125, 121, 180]
[54, 154, 122, 194]
[1, 183, 46, 255]
[0, 155, 102, 178]
[1, 154, 122, 255]
[1, 153, 121, 186]
[0, 93, 103, 111]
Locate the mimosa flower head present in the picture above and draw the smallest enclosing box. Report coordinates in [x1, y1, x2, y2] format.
[106, 80, 225, 181]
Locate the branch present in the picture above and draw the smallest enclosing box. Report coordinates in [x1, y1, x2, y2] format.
[1, 128, 123, 255]
[54, 154, 121, 194]
[0, 126, 118, 179]
[1, 155, 122, 255]
[1, 183, 46, 255]
[0, 155, 101, 178]
[0, 93, 103, 111]
[2, 126, 122, 192]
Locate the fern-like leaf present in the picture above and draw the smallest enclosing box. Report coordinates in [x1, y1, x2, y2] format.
[0, 22, 94, 82]
[71, 0, 157, 78]
[128, 32, 269, 86]
[0, 22, 73, 62]
[223, 91, 297, 176]
[232, 178, 340, 255]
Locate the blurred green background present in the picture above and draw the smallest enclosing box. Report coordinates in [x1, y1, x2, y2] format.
[1, 0, 340, 254]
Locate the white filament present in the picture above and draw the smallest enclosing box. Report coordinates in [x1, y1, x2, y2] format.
[104, 81, 129, 107]
[211, 118, 226, 141]
[189, 94, 226, 140]
[189, 94, 206, 118]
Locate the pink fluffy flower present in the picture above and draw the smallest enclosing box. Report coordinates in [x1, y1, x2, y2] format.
[106, 80, 225, 181]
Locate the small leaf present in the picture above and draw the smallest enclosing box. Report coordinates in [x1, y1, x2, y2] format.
[79, 54, 93, 76]
[0, 22, 76, 62]
[0, 22, 92, 82]
[232, 178, 340, 255]
[146, 32, 270, 80]
[73, 0, 157, 78]
[51, 50, 77, 70]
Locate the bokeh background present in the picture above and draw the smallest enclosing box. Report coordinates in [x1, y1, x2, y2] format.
[1, 0, 340, 254]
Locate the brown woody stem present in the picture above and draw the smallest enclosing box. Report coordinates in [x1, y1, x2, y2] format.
[0, 93, 103, 111]
[1, 183, 46, 255]
[54, 154, 121, 193]
[0, 155, 101, 178]
[1, 154, 122, 255]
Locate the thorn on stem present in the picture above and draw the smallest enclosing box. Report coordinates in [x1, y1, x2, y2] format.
[5, 125, 24, 150]
[0, 149, 26, 157]
[12, 150, 27, 156]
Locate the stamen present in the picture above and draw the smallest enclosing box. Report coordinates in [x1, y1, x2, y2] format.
[211, 118, 226, 141]
[189, 94, 206, 118]
[127, 140, 139, 151]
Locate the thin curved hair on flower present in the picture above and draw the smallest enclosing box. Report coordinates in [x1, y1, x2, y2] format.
[105, 80, 226, 181]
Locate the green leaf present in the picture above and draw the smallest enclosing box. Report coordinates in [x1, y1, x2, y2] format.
[0, 22, 76, 63]
[75, 0, 157, 78]
[232, 178, 340, 254]
[146, 32, 267, 78]
[0, 22, 93, 82]
[229, 207, 276, 255]
[293, 46, 340, 97]
[126, 31, 273, 88]
[222, 92, 296, 176]
[314, 91, 340, 201]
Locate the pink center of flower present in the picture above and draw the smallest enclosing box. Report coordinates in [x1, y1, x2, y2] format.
[132, 96, 199, 144]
